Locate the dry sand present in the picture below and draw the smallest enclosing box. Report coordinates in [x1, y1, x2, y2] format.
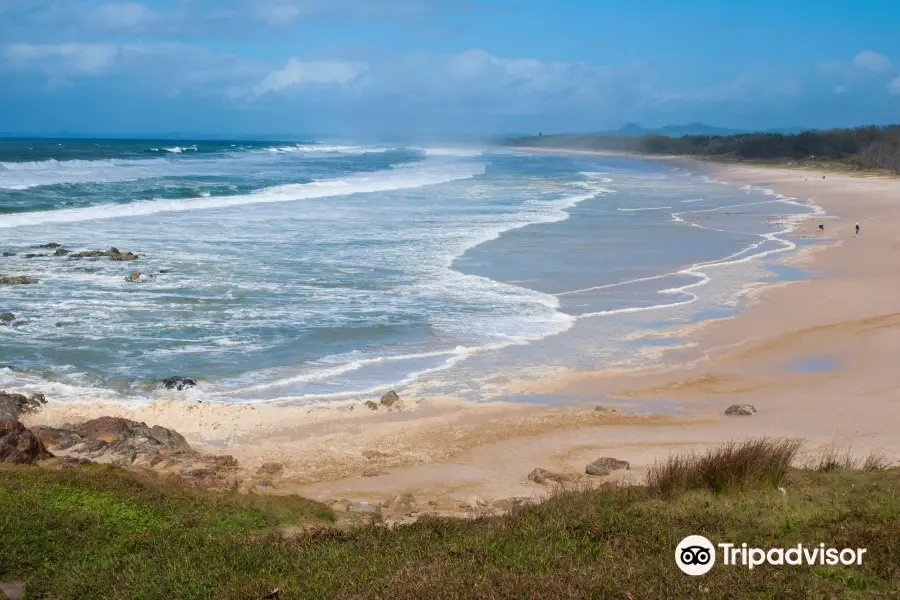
[24, 160, 900, 510]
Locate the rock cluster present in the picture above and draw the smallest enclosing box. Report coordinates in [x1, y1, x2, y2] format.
[71, 247, 141, 261]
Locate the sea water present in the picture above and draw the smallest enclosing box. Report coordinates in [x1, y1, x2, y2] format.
[0, 141, 819, 403]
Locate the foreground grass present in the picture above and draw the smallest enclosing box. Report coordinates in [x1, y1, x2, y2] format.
[1, 457, 899, 599]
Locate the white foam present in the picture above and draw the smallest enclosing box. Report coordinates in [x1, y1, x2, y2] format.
[0, 157, 486, 228]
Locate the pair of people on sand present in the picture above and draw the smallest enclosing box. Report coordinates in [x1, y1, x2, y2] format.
[817, 223, 860, 234]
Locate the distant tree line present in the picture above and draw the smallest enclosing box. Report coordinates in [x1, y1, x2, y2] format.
[504, 126, 900, 173]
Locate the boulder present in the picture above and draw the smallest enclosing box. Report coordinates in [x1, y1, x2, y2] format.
[22, 254, 47, 259]
[2, 252, 15, 257]
[0, 313, 14, 326]
[125, 272, 143, 282]
[107, 247, 140, 261]
[0, 390, 47, 421]
[161, 376, 197, 391]
[53, 248, 70, 256]
[725, 404, 756, 416]
[257, 462, 284, 476]
[38, 243, 64, 248]
[0, 276, 38, 285]
[0, 420, 53, 464]
[585, 457, 630, 476]
[380, 390, 401, 408]
[364, 400, 378, 411]
[159, 269, 173, 274]
[527, 468, 577, 485]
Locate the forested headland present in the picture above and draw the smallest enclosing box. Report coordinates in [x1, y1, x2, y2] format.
[504, 125, 900, 172]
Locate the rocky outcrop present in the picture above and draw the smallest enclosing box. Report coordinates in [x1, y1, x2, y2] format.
[585, 457, 630, 476]
[38, 243, 64, 249]
[527, 468, 579, 485]
[364, 400, 378, 411]
[725, 404, 756, 416]
[0, 313, 14, 326]
[0, 391, 47, 421]
[22, 254, 47, 259]
[0, 276, 38, 285]
[71, 247, 141, 261]
[1, 252, 15, 257]
[53, 248, 70, 256]
[33, 417, 238, 485]
[380, 390, 401, 408]
[0, 420, 53, 464]
[161, 376, 197, 391]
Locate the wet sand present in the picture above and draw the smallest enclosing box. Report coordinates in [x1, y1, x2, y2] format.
[25, 161, 900, 511]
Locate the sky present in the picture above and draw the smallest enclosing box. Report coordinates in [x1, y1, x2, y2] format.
[1, 0, 899, 138]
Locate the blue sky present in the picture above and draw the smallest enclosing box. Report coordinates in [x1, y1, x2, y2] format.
[1, 0, 899, 137]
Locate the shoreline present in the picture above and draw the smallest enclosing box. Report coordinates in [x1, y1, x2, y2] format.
[20, 156, 900, 512]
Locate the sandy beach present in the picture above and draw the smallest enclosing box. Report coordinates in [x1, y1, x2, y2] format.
[22, 158, 900, 513]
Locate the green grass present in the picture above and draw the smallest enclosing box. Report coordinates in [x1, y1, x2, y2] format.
[1, 445, 898, 599]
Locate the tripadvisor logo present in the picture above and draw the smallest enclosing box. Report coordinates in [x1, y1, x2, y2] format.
[675, 535, 868, 576]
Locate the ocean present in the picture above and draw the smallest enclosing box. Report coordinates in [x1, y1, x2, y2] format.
[0, 139, 820, 404]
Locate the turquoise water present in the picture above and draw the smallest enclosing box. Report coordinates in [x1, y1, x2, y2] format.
[0, 141, 820, 403]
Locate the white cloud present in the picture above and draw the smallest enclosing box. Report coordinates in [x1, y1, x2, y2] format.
[853, 51, 893, 74]
[4, 43, 120, 75]
[254, 58, 366, 95]
[888, 77, 900, 95]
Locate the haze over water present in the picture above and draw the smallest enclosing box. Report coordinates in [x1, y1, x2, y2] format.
[0, 140, 818, 404]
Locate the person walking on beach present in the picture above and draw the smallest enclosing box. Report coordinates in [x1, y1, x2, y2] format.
[856, 222, 860, 235]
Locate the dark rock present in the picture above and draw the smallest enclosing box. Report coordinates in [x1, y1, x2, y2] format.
[364, 400, 378, 411]
[38, 243, 64, 248]
[0, 390, 47, 421]
[2, 252, 15, 257]
[53, 248, 70, 256]
[0, 276, 38, 285]
[107, 247, 140, 261]
[0, 420, 53, 464]
[0, 313, 14, 325]
[71, 248, 141, 261]
[585, 457, 630, 476]
[23, 253, 49, 259]
[55, 321, 76, 328]
[125, 272, 143, 282]
[725, 404, 756, 416]
[161, 376, 197, 391]
[159, 269, 173, 274]
[257, 462, 284, 476]
[527, 468, 578, 485]
[380, 390, 401, 407]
